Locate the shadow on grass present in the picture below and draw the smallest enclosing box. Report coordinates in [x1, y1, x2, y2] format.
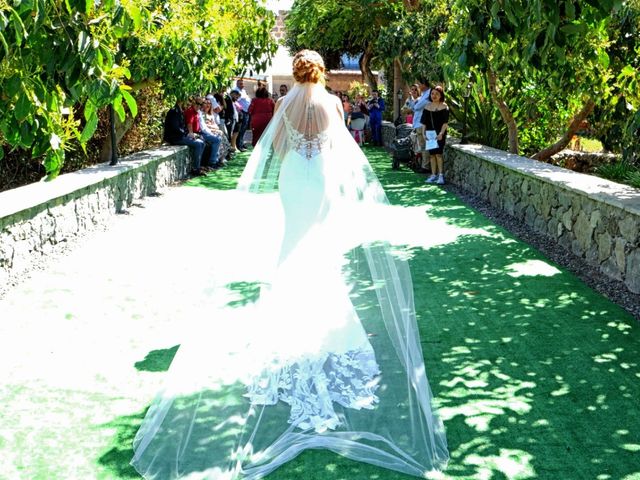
[225, 281, 265, 308]
[134, 345, 180, 372]
[184, 151, 251, 191]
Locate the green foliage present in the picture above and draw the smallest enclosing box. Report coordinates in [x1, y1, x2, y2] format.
[0, 0, 277, 182]
[376, 2, 450, 82]
[595, 160, 636, 182]
[439, 0, 639, 158]
[589, 2, 640, 164]
[448, 73, 508, 150]
[284, 0, 400, 58]
[347, 81, 370, 99]
[625, 169, 640, 188]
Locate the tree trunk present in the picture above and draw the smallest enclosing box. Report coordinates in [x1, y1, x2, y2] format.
[100, 113, 135, 163]
[359, 45, 377, 91]
[99, 80, 157, 162]
[487, 69, 519, 154]
[393, 58, 403, 121]
[532, 99, 596, 161]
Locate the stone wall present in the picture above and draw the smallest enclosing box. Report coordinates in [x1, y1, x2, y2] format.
[0, 146, 192, 287]
[445, 144, 640, 293]
[382, 121, 396, 147]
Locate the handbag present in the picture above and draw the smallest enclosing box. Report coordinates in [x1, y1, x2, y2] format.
[421, 109, 439, 150]
[425, 129, 438, 150]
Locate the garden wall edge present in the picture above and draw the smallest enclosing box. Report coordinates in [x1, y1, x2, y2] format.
[444, 143, 640, 294]
[0, 145, 192, 289]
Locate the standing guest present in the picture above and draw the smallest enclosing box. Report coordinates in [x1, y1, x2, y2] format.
[234, 79, 251, 151]
[163, 99, 206, 176]
[408, 80, 431, 172]
[355, 93, 369, 116]
[248, 86, 275, 146]
[422, 85, 449, 185]
[230, 89, 243, 152]
[224, 90, 238, 146]
[341, 93, 352, 125]
[367, 90, 385, 146]
[279, 84, 288, 97]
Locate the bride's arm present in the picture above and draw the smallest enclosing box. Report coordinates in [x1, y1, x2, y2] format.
[335, 96, 344, 122]
[274, 97, 284, 114]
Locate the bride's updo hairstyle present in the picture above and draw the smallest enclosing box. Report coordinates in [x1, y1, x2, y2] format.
[292, 49, 326, 84]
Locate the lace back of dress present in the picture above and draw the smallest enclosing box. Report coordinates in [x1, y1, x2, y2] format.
[283, 103, 330, 160]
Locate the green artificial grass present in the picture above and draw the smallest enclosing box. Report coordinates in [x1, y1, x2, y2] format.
[2, 146, 639, 480]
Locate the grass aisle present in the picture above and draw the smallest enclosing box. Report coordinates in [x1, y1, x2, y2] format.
[0, 147, 638, 480]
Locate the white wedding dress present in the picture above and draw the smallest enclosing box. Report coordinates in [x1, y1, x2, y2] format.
[131, 82, 448, 479]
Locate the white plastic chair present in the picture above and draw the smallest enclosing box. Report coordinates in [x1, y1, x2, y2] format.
[350, 117, 366, 146]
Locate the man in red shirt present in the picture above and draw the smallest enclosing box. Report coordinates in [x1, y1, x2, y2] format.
[184, 96, 220, 169]
[184, 96, 201, 136]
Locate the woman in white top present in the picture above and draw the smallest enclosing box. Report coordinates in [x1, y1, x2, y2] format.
[199, 97, 231, 164]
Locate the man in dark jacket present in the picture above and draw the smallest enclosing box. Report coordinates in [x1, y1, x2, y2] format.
[164, 100, 206, 176]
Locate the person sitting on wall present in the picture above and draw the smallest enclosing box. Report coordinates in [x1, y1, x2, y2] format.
[163, 98, 206, 176]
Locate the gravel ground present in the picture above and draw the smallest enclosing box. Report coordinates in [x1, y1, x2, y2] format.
[444, 183, 640, 322]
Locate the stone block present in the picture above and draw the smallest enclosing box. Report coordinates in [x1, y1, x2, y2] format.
[619, 217, 639, 244]
[600, 257, 622, 280]
[586, 244, 599, 264]
[625, 248, 640, 293]
[558, 191, 572, 208]
[562, 209, 573, 231]
[571, 239, 584, 256]
[573, 211, 593, 252]
[615, 238, 627, 271]
[525, 205, 537, 226]
[534, 214, 546, 232]
[596, 232, 612, 262]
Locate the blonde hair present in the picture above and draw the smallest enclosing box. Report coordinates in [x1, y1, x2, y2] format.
[292, 50, 326, 84]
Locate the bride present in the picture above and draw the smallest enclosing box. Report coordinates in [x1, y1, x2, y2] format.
[131, 50, 449, 479]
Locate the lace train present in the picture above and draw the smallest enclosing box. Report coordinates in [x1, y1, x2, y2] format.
[245, 347, 381, 433]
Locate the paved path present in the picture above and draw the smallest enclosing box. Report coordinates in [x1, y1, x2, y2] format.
[1, 149, 638, 480]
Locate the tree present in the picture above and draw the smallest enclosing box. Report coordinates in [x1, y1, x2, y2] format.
[440, 0, 633, 159]
[99, 0, 278, 161]
[0, 0, 277, 181]
[284, 0, 403, 91]
[376, 1, 451, 118]
[0, 1, 137, 179]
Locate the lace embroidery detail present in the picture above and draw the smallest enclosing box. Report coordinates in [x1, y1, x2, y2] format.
[283, 109, 330, 160]
[245, 347, 380, 433]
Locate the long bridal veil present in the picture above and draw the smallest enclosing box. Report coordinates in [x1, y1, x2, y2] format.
[131, 82, 449, 479]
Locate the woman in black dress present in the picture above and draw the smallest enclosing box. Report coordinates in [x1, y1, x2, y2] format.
[421, 86, 449, 184]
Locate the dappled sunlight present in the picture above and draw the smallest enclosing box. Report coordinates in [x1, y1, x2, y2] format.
[437, 353, 535, 433]
[464, 448, 536, 480]
[1, 146, 639, 479]
[505, 259, 562, 277]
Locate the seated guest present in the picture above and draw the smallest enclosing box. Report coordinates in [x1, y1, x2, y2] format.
[164, 99, 206, 176]
[349, 104, 366, 146]
[200, 97, 231, 165]
[185, 96, 220, 170]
